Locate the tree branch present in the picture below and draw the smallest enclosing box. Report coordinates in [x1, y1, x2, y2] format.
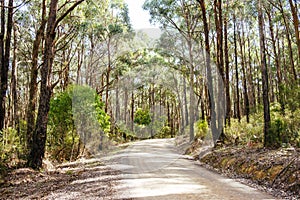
[53, 0, 85, 32]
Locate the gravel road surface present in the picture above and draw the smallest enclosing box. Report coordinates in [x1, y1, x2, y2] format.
[103, 138, 278, 200]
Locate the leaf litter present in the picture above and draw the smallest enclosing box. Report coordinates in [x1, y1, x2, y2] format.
[0, 158, 121, 200]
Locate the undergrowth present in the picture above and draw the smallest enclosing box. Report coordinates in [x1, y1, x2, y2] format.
[225, 104, 300, 148]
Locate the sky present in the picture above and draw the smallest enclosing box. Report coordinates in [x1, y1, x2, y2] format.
[124, 0, 158, 30]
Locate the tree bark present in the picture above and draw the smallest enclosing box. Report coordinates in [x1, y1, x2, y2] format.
[124, 84, 128, 125]
[214, 0, 226, 140]
[247, 37, 256, 111]
[173, 74, 184, 134]
[28, 0, 59, 169]
[76, 40, 84, 84]
[105, 37, 112, 113]
[183, 76, 189, 126]
[258, 0, 271, 148]
[238, 23, 250, 123]
[233, 13, 241, 122]
[224, 1, 231, 127]
[187, 38, 195, 142]
[197, 0, 217, 144]
[10, 21, 19, 131]
[0, 0, 5, 130]
[115, 77, 120, 122]
[131, 91, 134, 132]
[0, 0, 13, 131]
[27, 0, 46, 153]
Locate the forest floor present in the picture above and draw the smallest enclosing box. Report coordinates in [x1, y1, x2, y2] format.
[177, 134, 300, 200]
[0, 158, 121, 199]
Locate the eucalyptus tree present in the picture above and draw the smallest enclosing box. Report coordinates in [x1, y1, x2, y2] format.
[258, 0, 271, 147]
[157, 30, 191, 133]
[223, 0, 231, 126]
[26, 0, 47, 154]
[265, 3, 284, 111]
[10, 17, 18, 130]
[28, 0, 85, 169]
[237, 5, 251, 123]
[0, 0, 14, 131]
[144, 0, 202, 141]
[195, 0, 222, 144]
[232, 12, 241, 121]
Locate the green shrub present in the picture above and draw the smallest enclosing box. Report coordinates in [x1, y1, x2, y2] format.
[270, 117, 287, 147]
[134, 108, 152, 125]
[195, 120, 208, 140]
[47, 87, 79, 161]
[277, 108, 300, 147]
[47, 85, 111, 162]
[157, 126, 171, 138]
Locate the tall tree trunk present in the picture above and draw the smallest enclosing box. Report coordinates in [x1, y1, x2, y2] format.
[281, 39, 288, 82]
[198, 0, 217, 144]
[28, 0, 59, 169]
[224, 1, 231, 127]
[27, 0, 46, 153]
[187, 38, 195, 142]
[124, 84, 128, 125]
[150, 83, 155, 138]
[276, 36, 285, 111]
[131, 91, 134, 132]
[238, 23, 250, 123]
[86, 34, 94, 86]
[247, 37, 256, 111]
[115, 77, 120, 122]
[214, 0, 226, 139]
[258, 0, 271, 148]
[254, 49, 261, 105]
[76, 40, 84, 84]
[233, 14, 241, 122]
[0, 0, 5, 130]
[105, 38, 111, 113]
[10, 21, 19, 131]
[173, 74, 184, 134]
[0, 0, 13, 130]
[268, 49, 275, 103]
[183, 76, 189, 126]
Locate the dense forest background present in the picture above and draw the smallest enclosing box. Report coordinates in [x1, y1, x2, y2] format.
[0, 0, 299, 170]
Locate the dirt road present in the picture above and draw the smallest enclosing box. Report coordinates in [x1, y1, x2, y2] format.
[104, 138, 278, 200]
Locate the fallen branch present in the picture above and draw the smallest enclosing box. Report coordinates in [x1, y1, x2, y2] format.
[271, 157, 296, 186]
